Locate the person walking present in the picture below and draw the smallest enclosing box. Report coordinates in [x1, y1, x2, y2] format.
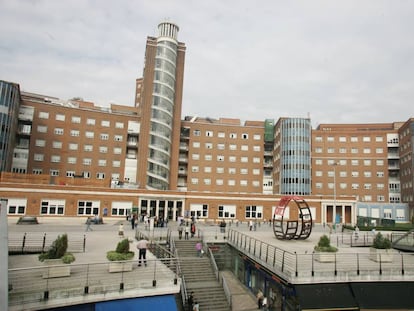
[195, 242, 203, 257]
[185, 224, 190, 240]
[187, 291, 194, 311]
[85, 217, 93, 232]
[191, 222, 196, 238]
[136, 238, 149, 266]
[118, 223, 124, 237]
[192, 300, 199, 311]
[256, 289, 264, 309]
[178, 224, 184, 240]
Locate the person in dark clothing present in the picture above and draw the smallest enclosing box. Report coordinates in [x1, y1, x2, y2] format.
[187, 291, 194, 311]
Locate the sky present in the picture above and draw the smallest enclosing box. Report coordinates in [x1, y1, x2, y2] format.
[1, 0, 413, 127]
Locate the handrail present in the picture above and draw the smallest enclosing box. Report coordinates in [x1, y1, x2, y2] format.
[227, 228, 414, 283]
[8, 258, 180, 308]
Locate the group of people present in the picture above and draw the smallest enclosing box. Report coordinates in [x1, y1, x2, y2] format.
[177, 221, 196, 240]
[256, 289, 269, 310]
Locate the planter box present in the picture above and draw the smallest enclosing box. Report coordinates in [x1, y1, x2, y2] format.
[369, 248, 394, 262]
[314, 252, 337, 263]
[108, 261, 133, 273]
[42, 259, 71, 278]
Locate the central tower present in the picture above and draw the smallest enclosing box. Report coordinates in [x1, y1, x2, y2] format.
[136, 22, 186, 190]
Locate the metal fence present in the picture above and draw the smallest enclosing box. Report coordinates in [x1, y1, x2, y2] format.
[8, 258, 180, 308]
[227, 229, 414, 283]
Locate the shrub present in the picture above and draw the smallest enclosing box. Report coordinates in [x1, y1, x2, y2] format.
[106, 238, 134, 261]
[372, 232, 392, 249]
[116, 238, 130, 254]
[38, 234, 75, 263]
[314, 234, 338, 252]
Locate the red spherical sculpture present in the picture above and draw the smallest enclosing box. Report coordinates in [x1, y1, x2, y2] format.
[273, 196, 313, 240]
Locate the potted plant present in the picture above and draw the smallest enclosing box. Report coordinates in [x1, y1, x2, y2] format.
[369, 232, 393, 262]
[39, 233, 75, 278]
[314, 234, 338, 262]
[106, 238, 135, 272]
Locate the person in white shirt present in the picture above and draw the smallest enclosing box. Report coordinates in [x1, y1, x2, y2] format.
[136, 238, 149, 266]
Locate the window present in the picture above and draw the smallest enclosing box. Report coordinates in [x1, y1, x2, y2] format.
[229, 144, 237, 151]
[77, 200, 99, 216]
[216, 167, 224, 173]
[7, 200, 26, 215]
[206, 130, 213, 137]
[240, 180, 248, 186]
[205, 154, 212, 161]
[229, 156, 236, 162]
[351, 148, 358, 154]
[327, 148, 335, 153]
[315, 171, 322, 177]
[253, 134, 261, 140]
[253, 157, 261, 163]
[253, 145, 261, 152]
[218, 205, 236, 219]
[85, 131, 94, 139]
[54, 128, 64, 135]
[41, 200, 65, 215]
[86, 118, 95, 125]
[37, 125, 47, 133]
[100, 133, 109, 140]
[351, 160, 359, 166]
[364, 160, 371, 166]
[339, 148, 346, 153]
[364, 195, 372, 202]
[191, 178, 198, 185]
[364, 183, 372, 190]
[240, 168, 248, 174]
[364, 171, 372, 177]
[315, 136, 323, 142]
[228, 179, 236, 186]
[114, 147, 122, 154]
[52, 141, 62, 149]
[98, 146, 107, 153]
[241, 145, 249, 151]
[39, 111, 49, 119]
[70, 130, 80, 137]
[375, 136, 383, 142]
[253, 169, 260, 175]
[218, 132, 225, 138]
[203, 178, 211, 185]
[217, 143, 225, 150]
[68, 143, 78, 151]
[377, 171, 384, 177]
[351, 171, 359, 177]
[193, 130, 200, 136]
[114, 135, 123, 142]
[352, 183, 359, 189]
[112, 160, 121, 167]
[84, 145, 93, 152]
[252, 180, 260, 187]
[83, 158, 92, 165]
[32, 169, 43, 174]
[50, 169, 58, 176]
[327, 136, 334, 142]
[339, 171, 347, 177]
[98, 159, 107, 166]
[115, 122, 124, 129]
[192, 166, 199, 173]
[204, 166, 212, 173]
[205, 142, 213, 149]
[315, 147, 322, 153]
[363, 148, 371, 154]
[377, 183, 385, 190]
[315, 182, 322, 189]
[192, 154, 200, 160]
[216, 179, 223, 185]
[34, 154, 44, 161]
[56, 114, 65, 121]
[242, 133, 248, 140]
[230, 133, 237, 139]
[217, 155, 224, 161]
[351, 137, 358, 142]
[193, 142, 200, 148]
[245, 205, 263, 219]
[376, 160, 384, 166]
[376, 148, 383, 154]
[363, 136, 371, 142]
[51, 155, 61, 163]
[72, 116, 81, 123]
[315, 159, 322, 165]
[101, 120, 110, 127]
[339, 136, 347, 142]
[96, 172, 105, 179]
[229, 168, 236, 174]
[241, 157, 248, 163]
[68, 157, 77, 164]
[35, 139, 46, 147]
[66, 171, 75, 177]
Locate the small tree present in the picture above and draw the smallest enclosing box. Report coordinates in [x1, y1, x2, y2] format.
[372, 232, 392, 249]
[314, 234, 338, 252]
[107, 238, 134, 261]
[39, 234, 75, 263]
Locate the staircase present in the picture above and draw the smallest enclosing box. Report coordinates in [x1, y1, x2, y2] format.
[175, 238, 231, 311]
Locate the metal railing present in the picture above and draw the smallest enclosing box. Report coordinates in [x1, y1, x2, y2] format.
[228, 229, 414, 283]
[8, 232, 86, 254]
[8, 258, 179, 308]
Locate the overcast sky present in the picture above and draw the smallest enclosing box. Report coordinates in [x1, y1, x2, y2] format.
[1, 0, 413, 127]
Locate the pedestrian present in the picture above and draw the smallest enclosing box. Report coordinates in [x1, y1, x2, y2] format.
[220, 219, 226, 233]
[193, 300, 199, 311]
[249, 220, 253, 231]
[185, 224, 190, 240]
[118, 223, 124, 237]
[85, 217, 93, 232]
[178, 224, 184, 240]
[187, 291, 194, 311]
[355, 225, 360, 240]
[256, 289, 264, 309]
[191, 222, 196, 238]
[262, 296, 268, 310]
[131, 214, 136, 229]
[136, 238, 149, 266]
[195, 242, 203, 257]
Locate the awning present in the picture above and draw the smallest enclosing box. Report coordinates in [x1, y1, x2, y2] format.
[295, 283, 358, 311]
[95, 294, 178, 311]
[350, 282, 414, 309]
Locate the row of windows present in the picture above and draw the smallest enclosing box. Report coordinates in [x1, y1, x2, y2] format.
[191, 166, 261, 175]
[32, 155, 122, 167]
[192, 142, 261, 151]
[35, 140, 124, 153]
[192, 130, 261, 140]
[32, 169, 116, 180]
[36, 126, 124, 141]
[315, 171, 385, 178]
[191, 154, 261, 163]
[314, 136, 384, 143]
[314, 147, 384, 154]
[38, 112, 125, 129]
[190, 178, 261, 187]
[314, 159, 384, 166]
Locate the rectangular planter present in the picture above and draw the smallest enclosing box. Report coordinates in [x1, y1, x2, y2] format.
[108, 261, 133, 273]
[314, 252, 336, 263]
[369, 248, 394, 262]
[42, 259, 71, 278]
